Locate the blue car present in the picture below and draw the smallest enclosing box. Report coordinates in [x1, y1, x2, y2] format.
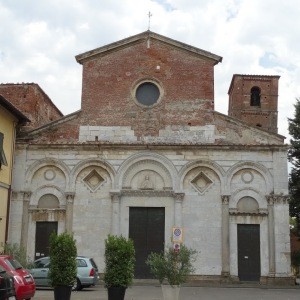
[29, 256, 99, 291]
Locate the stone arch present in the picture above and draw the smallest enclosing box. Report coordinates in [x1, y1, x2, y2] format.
[237, 197, 259, 213]
[116, 152, 177, 190]
[70, 158, 116, 191]
[178, 160, 225, 193]
[38, 194, 60, 208]
[230, 187, 267, 210]
[25, 158, 70, 190]
[226, 161, 272, 195]
[30, 185, 66, 207]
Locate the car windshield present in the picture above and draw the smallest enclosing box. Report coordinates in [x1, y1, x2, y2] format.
[0, 265, 6, 273]
[6, 258, 23, 270]
[34, 258, 50, 268]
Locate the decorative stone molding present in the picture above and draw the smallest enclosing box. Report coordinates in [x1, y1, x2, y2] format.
[266, 194, 290, 205]
[116, 152, 177, 190]
[190, 171, 214, 194]
[241, 171, 254, 183]
[83, 169, 106, 192]
[120, 189, 175, 197]
[29, 209, 66, 221]
[44, 169, 56, 181]
[24, 158, 70, 190]
[122, 159, 172, 188]
[229, 208, 268, 216]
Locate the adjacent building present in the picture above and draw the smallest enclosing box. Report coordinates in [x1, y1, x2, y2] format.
[0, 95, 29, 249]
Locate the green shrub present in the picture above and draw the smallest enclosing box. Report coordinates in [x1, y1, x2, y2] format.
[48, 232, 77, 287]
[104, 235, 135, 288]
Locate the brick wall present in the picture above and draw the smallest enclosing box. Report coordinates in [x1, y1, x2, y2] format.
[0, 83, 63, 130]
[79, 39, 216, 138]
[228, 75, 279, 133]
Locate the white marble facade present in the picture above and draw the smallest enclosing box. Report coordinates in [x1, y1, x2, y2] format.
[9, 144, 292, 282]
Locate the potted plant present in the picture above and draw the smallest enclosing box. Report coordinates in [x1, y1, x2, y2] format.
[146, 244, 197, 300]
[104, 235, 135, 300]
[49, 232, 77, 300]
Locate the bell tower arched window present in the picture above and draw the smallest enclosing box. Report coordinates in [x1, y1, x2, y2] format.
[250, 86, 261, 106]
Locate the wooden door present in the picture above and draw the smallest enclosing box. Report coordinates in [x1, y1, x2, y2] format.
[238, 224, 261, 281]
[129, 207, 165, 278]
[35, 222, 58, 260]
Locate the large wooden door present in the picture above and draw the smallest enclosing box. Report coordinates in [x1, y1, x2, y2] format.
[129, 207, 165, 278]
[238, 224, 260, 281]
[35, 222, 58, 260]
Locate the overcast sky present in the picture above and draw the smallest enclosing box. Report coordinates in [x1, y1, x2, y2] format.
[0, 0, 299, 140]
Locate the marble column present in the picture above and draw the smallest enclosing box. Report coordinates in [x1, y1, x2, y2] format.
[20, 191, 31, 248]
[266, 194, 291, 277]
[174, 193, 184, 227]
[266, 195, 276, 276]
[221, 195, 230, 277]
[110, 192, 121, 236]
[65, 192, 75, 233]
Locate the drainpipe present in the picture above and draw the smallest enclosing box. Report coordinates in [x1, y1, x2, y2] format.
[5, 186, 11, 242]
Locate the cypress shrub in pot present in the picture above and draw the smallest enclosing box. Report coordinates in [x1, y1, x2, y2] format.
[104, 235, 135, 300]
[49, 232, 77, 300]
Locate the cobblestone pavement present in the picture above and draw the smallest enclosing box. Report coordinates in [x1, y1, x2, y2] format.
[34, 284, 300, 300]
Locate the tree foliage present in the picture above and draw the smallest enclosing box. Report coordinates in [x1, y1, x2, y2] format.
[146, 245, 197, 286]
[288, 98, 300, 235]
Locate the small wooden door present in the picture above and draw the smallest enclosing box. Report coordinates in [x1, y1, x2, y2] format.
[129, 207, 165, 278]
[35, 222, 58, 260]
[238, 224, 261, 281]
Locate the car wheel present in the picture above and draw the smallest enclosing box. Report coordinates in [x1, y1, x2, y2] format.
[72, 278, 81, 291]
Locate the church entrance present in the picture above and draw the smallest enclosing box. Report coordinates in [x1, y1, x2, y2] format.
[129, 207, 165, 278]
[238, 224, 260, 281]
[35, 221, 58, 260]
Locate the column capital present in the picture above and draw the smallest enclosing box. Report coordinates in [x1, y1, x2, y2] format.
[21, 191, 32, 201]
[173, 192, 185, 202]
[221, 195, 230, 205]
[65, 192, 75, 204]
[266, 194, 290, 205]
[110, 190, 121, 202]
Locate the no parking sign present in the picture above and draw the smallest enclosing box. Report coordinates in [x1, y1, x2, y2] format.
[172, 227, 183, 243]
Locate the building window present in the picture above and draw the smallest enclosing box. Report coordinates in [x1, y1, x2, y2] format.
[0, 132, 8, 168]
[134, 80, 162, 107]
[250, 87, 261, 106]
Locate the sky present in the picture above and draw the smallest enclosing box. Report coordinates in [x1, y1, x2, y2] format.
[0, 0, 299, 141]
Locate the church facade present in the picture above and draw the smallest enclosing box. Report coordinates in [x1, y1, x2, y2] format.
[7, 31, 292, 283]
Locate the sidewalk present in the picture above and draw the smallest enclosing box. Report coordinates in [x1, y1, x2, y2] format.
[34, 283, 300, 300]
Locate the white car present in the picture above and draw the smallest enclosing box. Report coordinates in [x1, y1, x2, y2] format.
[30, 256, 99, 291]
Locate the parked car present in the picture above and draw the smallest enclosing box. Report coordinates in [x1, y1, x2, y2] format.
[0, 265, 16, 300]
[30, 256, 99, 291]
[0, 255, 35, 300]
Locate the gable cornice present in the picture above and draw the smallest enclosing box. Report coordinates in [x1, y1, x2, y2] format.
[75, 31, 222, 65]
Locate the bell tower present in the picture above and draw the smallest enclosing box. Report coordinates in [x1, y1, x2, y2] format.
[228, 74, 280, 133]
